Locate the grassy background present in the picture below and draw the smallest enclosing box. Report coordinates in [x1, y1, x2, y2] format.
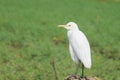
[0, 0, 120, 80]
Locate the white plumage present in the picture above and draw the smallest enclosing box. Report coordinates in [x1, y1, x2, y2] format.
[58, 22, 91, 69]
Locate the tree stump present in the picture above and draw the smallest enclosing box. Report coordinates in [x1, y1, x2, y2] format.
[64, 75, 100, 80]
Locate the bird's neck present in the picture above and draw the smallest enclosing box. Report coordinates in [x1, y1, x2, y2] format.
[67, 30, 75, 38]
[67, 29, 79, 38]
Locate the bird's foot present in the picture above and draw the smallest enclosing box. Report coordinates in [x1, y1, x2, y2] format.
[80, 76, 87, 80]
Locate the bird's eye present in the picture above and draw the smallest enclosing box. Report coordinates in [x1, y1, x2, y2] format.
[68, 25, 71, 27]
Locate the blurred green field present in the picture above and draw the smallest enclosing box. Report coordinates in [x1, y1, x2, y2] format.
[0, 0, 120, 80]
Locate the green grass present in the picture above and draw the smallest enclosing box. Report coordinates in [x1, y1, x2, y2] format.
[0, 0, 120, 80]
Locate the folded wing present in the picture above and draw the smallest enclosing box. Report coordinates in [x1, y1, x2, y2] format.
[70, 31, 91, 68]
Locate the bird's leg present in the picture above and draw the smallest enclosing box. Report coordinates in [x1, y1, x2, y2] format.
[73, 62, 80, 76]
[81, 64, 86, 78]
[81, 64, 84, 77]
[75, 62, 80, 75]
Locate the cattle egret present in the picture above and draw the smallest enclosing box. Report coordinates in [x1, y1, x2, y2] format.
[58, 22, 91, 78]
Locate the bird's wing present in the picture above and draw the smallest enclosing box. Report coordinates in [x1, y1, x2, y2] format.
[69, 44, 79, 63]
[70, 31, 91, 68]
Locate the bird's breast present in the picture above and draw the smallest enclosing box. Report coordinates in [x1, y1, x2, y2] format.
[67, 31, 77, 42]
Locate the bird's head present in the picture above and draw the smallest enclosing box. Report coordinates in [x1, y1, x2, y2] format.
[58, 22, 79, 31]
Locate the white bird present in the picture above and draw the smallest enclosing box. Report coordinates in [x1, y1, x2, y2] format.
[58, 22, 91, 78]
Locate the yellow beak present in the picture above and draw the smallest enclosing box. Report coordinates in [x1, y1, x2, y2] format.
[58, 25, 66, 28]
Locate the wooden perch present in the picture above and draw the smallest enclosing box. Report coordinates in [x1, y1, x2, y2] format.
[64, 75, 100, 80]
